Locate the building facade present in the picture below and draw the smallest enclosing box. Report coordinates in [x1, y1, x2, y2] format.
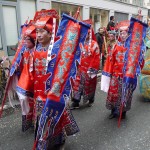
[143, 0, 150, 17]
[0, 0, 148, 57]
[0, 0, 36, 57]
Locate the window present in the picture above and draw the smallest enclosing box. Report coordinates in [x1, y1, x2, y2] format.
[52, 2, 82, 21]
[38, 1, 50, 10]
[19, 0, 36, 25]
[90, 8, 109, 32]
[2, 6, 18, 56]
[115, 12, 128, 23]
[148, 9, 150, 17]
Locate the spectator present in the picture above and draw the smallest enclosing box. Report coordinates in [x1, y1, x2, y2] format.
[107, 16, 115, 31]
[95, 27, 105, 68]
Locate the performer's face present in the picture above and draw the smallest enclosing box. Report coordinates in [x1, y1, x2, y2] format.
[36, 28, 51, 46]
[108, 34, 115, 41]
[120, 30, 128, 42]
[24, 36, 35, 49]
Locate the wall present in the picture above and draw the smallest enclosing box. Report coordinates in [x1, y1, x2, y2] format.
[36, 0, 51, 10]
[19, 0, 36, 25]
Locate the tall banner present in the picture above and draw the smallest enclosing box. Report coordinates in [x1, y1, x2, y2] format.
[0, 24, 27, 117]
[34, 14, 90, 149]
[119, 17, 148, 127]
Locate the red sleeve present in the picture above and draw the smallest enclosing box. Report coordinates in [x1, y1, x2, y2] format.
[88, 41, 100, 71]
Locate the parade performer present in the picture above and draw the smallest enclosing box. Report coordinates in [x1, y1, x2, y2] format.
[0, 22, 36, 130]
[16, 25, 36, 132]
[140, 18, 150, 101]
[0, 20, 29, 118]
[32, 10, 90, 149]
[101, 17, 147, 127]
[70, 19, 100, 109]
[106, 29, 117, 57]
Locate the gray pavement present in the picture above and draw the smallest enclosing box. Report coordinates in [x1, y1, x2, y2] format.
[0, 81, 150, 150]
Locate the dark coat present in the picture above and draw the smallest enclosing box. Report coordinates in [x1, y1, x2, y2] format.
[107, 21, 115, 31]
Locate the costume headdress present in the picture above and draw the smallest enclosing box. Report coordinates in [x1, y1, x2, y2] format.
[24, 25, 36, 41]
[34, 9, 59, 32]
[116, 20, 130, 31]
[35, 16, 53, 33]
[33, 9, 58, 21]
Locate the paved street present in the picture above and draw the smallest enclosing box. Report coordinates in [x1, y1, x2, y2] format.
[1, 81, 150, 150]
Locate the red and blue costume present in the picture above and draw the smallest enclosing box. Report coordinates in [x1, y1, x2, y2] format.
[101, 18, 147, 126]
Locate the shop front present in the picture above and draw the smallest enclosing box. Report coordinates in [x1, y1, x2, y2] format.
[0, 0, 148, 57]
[51, 2, 109, 33]
[52, 1, 82, 20]
[90, 8, 109, 32]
